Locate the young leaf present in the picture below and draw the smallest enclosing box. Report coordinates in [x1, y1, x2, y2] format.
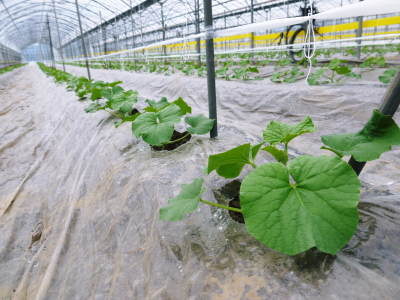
[115, 113, 141, 128]
[132, 104, 182, 146]
[108, 90, 138, 113]
[322, 110, 400, 161]
[334, 65, 351, 75]
[77, 88, 87, 99]
[379, 69, 397, 84]
[172, 97, 192, 115]
[159, 178, 204, 221]
[208, 144, 255, 178]
[262, 145, 288, 164]
[251, 143, 264, 160]
[145, 97, 170, 112]
[240, 155, 360, 255]
[90, 87, 103, 100]
[108, 81, 123, 87]
[263, 116, 315, 145]
[102, 86, 124, 99]
[247, 66, 259, 73]
[307, 69, 327, 85]
[185, 115, 214, 134]
[85, 102, 104, 113]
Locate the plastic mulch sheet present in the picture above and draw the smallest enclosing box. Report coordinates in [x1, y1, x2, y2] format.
[1, 64, 399, 299]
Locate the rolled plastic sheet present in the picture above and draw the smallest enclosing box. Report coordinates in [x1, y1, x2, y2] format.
[315, 0, 400, 20]
[213, 16, 309, 37]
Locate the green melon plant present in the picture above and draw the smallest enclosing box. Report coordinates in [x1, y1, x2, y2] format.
[379, 69, 398, 84]
[38, 63, 140, 127]
[0, 63, 26, 75]
[84, 86, 140, 127]
[308, 58, 360, 85]
[271, 66, 305, 83]
[132, 97, 214, 148]
[160, 111, 400, 255]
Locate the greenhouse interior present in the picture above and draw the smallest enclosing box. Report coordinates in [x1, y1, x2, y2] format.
[1, 0, 400, 299]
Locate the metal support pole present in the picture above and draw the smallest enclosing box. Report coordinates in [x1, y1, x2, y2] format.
[96, 18, 102, 55]
[52, 0, 65, 71]
[75, 0, 91, 79]
[140, 10, 144, 47]
[160, 2, 166, 56]
[356, 0, 364, 59]
[123, 19, 129, 49]
[203, 0, 217, 138]
[356, 16, 363, 59]
[250, 0, 255, 49]
[129, 0, 136, 49]
[99, 12, 107, 55]
[349, 71, 400, 175]
[195, 0, 201, 65]
[139, 7, 145, 56]
[46, 15, 56, 68]
[112, 22, 118, 52]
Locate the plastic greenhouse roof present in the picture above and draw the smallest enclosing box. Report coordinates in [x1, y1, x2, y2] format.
[0, 0, 140, 50]
[0, 0, 351, 52]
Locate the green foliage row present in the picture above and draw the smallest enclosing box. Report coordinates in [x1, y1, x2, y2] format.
[38, 63, 214, 147]
[67, 53, 398, 85]
[0, 63, 26, 75]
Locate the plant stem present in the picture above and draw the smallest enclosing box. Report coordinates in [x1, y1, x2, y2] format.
[330, 70, 335, 83]
[320, 146, 344, 158]
[106, 110, 121, 118]
[283, 143, 289, 165]
[249, 161, 257, 168]
[166, 132, 191, 145]
[200, 199, 243, 213]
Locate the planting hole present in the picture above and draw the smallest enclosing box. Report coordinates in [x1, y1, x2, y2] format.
[213, 180, 244, 224]
[151, 130, 192, 151]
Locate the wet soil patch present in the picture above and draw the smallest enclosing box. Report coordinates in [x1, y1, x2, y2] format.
[294, 248, 335, 272]
[214, 180, 245, 224]
[151, 130, 191, 151]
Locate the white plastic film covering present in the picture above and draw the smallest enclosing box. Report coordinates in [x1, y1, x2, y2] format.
[1, 63, 399, 299]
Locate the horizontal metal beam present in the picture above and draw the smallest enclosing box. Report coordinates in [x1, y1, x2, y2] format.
[65, 0, 304, 51]
[64, 0, 162, 47]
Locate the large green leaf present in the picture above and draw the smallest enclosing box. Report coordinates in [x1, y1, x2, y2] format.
[159, 178, 204, 221]
[240, 155, 360, 255]
[263, 116, 315, 145]
[208, 144, 256, 178]
[185, 114, 214, 134]
[321, 110, 400, 161]
[132, 104, 182, 146]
